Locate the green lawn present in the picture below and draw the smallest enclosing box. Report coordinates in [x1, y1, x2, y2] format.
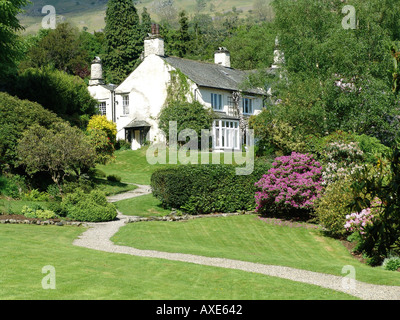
[112, 215, 400, 287]
[0, 224, 357, 300]
[115, 193, 171, 217]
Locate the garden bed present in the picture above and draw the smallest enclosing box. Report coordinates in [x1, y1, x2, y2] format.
[0, 214, 84, 226]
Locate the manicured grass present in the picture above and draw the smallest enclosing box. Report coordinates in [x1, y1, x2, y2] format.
[0, 224, 357, 300]
[112, 215, 400, 287]
[115, 194, 171, 217]
[92, 178, 138, 196]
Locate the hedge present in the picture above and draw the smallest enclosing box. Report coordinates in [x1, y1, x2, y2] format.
[151, 160, 272, 215]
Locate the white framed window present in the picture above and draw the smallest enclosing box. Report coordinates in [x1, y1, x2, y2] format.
[211, 93, 223, 111]
[122, 95, 130, 115]
[242, 97, 253, 114]
[98, 102, 106, 116]
[213, 120, 240, 150]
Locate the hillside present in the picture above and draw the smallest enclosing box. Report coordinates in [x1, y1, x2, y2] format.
[18, 0, 266, 34]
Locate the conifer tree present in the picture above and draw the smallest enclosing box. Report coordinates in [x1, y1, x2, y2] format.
[103, 0, 143, 84]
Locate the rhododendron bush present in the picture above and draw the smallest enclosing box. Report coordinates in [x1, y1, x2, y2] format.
[255, 152, 324, 215]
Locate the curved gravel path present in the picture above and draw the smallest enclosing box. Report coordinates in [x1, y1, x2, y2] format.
[73, 185, 400, 300]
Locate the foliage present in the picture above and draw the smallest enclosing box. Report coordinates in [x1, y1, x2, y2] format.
[320, 141, 364, 185]
[0, 92, 64, 172]
[313, 178, 354, 238]
[87, 115, 117, 144]
[350, 148, 400, 265]
[254, 152, 323, 217]
[382, 256, 400, 271]
[0, 174, 26, 198]
[151, 160, 272, 214]
[222, 22, 275, 70]
[17, 122, 97, 193]
[87, 115, 117, 164]
[158, 100, 214, 145]
[19, 22, 90, 78]
[61, 188, 117, 222]
[0, 0, 27, 77]
[21, 205, 57, 220]
[107, 174, 121, 182]
[6, 67, 98, 127]
[249, 110, 306, 156]
[103, 0, 143, 84]
[344, 198, 381, 235]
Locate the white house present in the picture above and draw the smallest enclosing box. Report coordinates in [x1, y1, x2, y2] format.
[88, 29, 270, 151]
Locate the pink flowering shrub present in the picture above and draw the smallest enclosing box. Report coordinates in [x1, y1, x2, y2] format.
[254, 152, 324, 215]
[344, 198, 381, 235]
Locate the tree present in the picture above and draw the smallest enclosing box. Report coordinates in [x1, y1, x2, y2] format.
[158, 100, 214, 146]
[0, 92, 64, 172]
[17, 122, 97, 193]
[176, 10, 190, 58]
[250, 0, 400, 147]
[0, 0, 27, 79]
[20, 23, 90, 78]
[141, 7, 152, 39]
[103, 0, 143, 84]
[6, 67, 98, 127]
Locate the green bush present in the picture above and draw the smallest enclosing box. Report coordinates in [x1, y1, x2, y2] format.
[21, 205, 56, 219]
[115, 139, 131, 151]
[313, 178, 355, 238]
[382, 256, 400, 271]
[0, 174, 27, 199]
[62, 188, 117, 222]
[23, 189, 49, 201]
[107, 174, 121, 182]
[151, 160, 272, 215]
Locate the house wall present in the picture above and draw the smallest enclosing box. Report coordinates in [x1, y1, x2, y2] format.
[114, 55, 173, 143]
[87, 85, 113, 121]
[195, 87, 264, 116]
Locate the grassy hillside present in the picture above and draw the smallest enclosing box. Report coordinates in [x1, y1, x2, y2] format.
[18, 0, 265, 34]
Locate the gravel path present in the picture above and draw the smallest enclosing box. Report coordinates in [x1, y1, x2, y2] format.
[73, 185, 400, 300]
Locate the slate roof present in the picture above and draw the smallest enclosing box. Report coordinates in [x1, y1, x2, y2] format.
[124, 119, 151, 128]
[161, 56, 266, 96]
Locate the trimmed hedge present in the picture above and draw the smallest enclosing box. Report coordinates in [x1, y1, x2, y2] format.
[151, 161, 272, 215]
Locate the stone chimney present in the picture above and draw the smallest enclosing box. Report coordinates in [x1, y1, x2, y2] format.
[144, 24, 165, 58]
[214, 47, 231, 68]
[89, 56, 104, 86]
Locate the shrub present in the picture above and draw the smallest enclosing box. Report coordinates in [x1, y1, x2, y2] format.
[21, 205, 56, 219]
[321, 141, 364, 185]
[382, 256, 400, 271]
[0, 174, 27, 199]
[254, 152, 323, 217]
[313, 178, 354, 238]
[151, 160, 272, 215]
[107, 174, 121, 182]
[24, 189, 49, 201]
[115, 139, 131, 151]
[62, 188, 117, 222]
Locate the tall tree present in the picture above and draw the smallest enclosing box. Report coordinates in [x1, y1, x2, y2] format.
[103, 0, 143, 84]
[176, 10, 190, 57]
[20, 22, 90, 78]
[0, 0, 27, 78]
[141, 7, 152, 39]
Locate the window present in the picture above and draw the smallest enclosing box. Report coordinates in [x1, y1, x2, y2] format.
[98, 102, 106, 116]
[213, 120, 240, 150]
[122, 95, 129, 115]
[242, 97, 253, 114]
[211, 93, 222, 110]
